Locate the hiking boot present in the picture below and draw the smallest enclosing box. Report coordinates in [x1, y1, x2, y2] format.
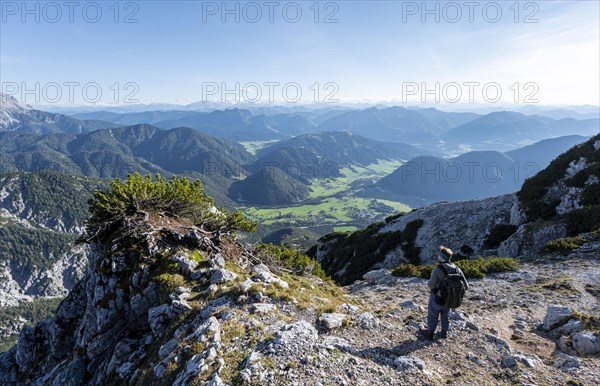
[419, 329, 434, 340]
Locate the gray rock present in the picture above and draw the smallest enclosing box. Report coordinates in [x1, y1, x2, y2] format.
[485, 333, 510, 352]
[557, 319, 584, 335]
[558, 335, 576, 356]
[318, 313, 347, 330]
[171, 253, 198, 275]
[501, 356, 518, 368]
[322, 336, 351, 350]
[394, 356, 425, 371]
[209, 253, 226, 269]
[356, 312, 379, 330]
[465, 321, 480, 331]
[553, 352, 580, 371]
[207, 373, 224, 386]
[148, 304, 174, 334]
[158, 338, 178, 360]
[467, 352, 484, 366]
[543, 305, 572, 331]
[572, 331, 600, 356]
[253, 264, 275, 283]
[239, 278, 254, 293]
[449, 310, 466, 321]
[171, 300, 193, 314]
[499, 222, 567, 258]
[154, 362, 168, 378]
[363, 269, 397, 285]
[514, 354, 536, 368]
[173, 353, 208, 386]
[399, 300, 423, 311]
[251, 303, 277, 314]
[339, 303, 359, 314]
[273, 321, 318, 354]
[210, 269, 238, 284]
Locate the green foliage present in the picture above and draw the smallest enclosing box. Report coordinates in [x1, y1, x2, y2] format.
[391, 264, 433, 279]
[483, 224, 518, 249]
[385, 212, 404, 223]
[391, 257, 519, 279]
[153, 273, 186, 294]
[312, 218, 424, 285]
[572, 310, 600, 335]
[565, 205, 600, 236]
[86, 173, 255, 240]
[0, 297, 63, 353]
[255, 243, 329, 280]
[545, 236, 587, 252]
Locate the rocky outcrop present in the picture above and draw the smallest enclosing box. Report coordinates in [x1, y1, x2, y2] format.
[313, 194, 518, 273]
[382, 194, 517, 264]
[498, 221, 567, 258]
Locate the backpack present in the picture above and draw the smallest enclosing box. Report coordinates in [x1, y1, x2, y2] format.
[435, 263, 466, 309]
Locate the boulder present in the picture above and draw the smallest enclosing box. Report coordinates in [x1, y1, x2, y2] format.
[394, 356, 425, 371]
[210, 269, 238, 284]
[542, 305, 572, 331]
[501, 356, 518, 368]
[171, 253, 198, 275]
[556, 319, 584, 335]
[318, 313, 347, 330]
[572, 331, 600, 356]
[553, 352, 580, 371]
[363, 269, 397, 285]
[355, 312, 379, 330]
[273, 321, 318, 354]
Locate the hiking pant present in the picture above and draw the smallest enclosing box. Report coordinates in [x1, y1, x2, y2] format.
[427, 292, 449, 335]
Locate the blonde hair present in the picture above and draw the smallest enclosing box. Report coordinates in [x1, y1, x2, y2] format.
[439, 245, 453, 257]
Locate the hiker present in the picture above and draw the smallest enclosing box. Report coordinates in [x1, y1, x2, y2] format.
[422, 246, 469, 340]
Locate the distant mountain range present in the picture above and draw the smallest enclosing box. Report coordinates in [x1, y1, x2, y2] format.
[0, 94, 116, 134]
[441, 111, 598, 152]
[0, 124, 254, 207]
[3, 95, 598, 207]
[371, 135, 590, 202]
[70, 104, 599, 153]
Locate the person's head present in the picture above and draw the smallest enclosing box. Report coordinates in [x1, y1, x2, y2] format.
[437, 245, 453, 262]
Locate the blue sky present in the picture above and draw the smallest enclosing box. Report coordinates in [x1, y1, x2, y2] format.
[1, 0, 599, 107]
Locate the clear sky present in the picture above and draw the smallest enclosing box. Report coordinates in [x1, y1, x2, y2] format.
[1, 0, 599, 107]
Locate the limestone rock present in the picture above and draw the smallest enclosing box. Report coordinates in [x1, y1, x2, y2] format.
[572, 331, 600, 356]
[363, 269, 397, 285]
[553, 352, 580, 371]
[499, 222, 567, 258]
[394, 356, 425, 371]
[210, 269, 238, 284]
[318, 313, 346, 331]
[273, 321, 318, 354]
[251, 303, 277, 314]
[543, 305, 572, 331]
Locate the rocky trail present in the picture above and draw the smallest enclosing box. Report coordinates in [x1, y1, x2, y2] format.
[317, 256, 600, 386]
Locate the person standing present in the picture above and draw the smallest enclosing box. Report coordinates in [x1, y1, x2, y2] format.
[421, 245, 469, 340]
